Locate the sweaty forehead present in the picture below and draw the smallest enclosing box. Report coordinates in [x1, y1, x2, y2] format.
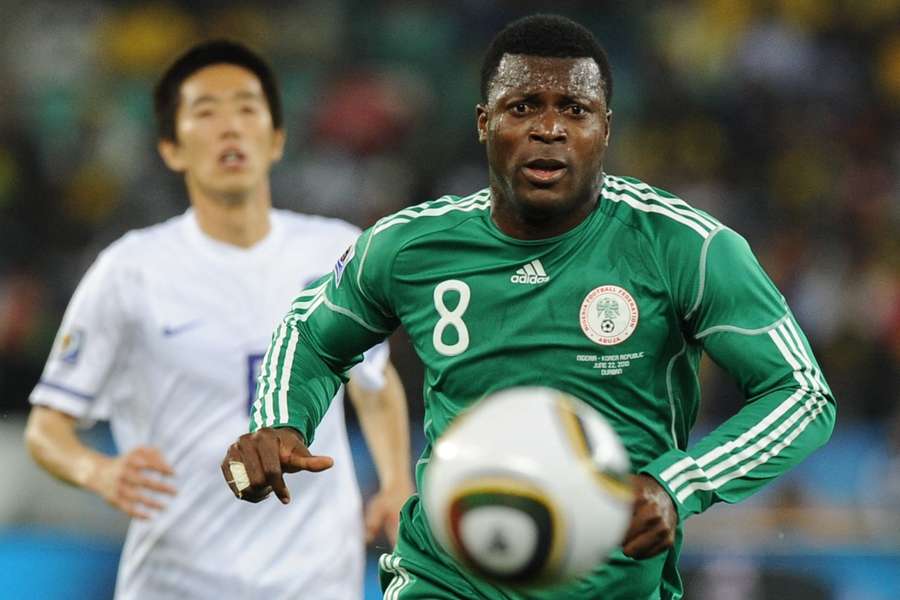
[488, 54, 604, 104]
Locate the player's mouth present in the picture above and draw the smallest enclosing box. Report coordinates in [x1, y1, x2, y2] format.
[521, 158, 567, 186]
[218, 148, 248, 171]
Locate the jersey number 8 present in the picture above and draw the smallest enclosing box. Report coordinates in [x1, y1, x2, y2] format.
[433, 280, 470, 356]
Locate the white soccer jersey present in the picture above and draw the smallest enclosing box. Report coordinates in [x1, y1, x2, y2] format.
[30, 209, 387, 600]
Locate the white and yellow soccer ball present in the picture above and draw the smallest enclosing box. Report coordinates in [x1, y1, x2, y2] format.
[423, 386, 634, 588]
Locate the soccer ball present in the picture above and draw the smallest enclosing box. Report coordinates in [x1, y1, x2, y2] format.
[423, 387, 634, 588]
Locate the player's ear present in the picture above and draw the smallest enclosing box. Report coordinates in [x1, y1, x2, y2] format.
[476, 104, 488, 144]
[604, 109, 613, 146]
[270, 128, 286, 163]
[158, 138, 187, 172]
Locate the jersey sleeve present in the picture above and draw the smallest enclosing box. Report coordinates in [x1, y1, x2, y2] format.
[641, 227, 836, 521]
[250, 225, 400, 443]
[29, 248, 132, 424]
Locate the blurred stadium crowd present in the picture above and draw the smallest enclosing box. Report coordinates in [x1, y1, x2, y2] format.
[0, 0, 898, 597]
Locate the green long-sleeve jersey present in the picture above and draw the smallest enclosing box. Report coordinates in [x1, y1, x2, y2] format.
[251, 174, 835, 599]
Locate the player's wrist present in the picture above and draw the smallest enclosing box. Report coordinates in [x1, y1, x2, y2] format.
[638, 451, 693, 521]
[78, 451, 112, 494]
[272, 425, 306, 446]
[378, 473, 414, 494]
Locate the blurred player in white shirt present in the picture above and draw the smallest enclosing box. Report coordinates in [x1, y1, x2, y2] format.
[24, 40, 414, 599]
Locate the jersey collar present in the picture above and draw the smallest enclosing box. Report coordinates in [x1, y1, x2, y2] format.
[182, 208, 285, 264]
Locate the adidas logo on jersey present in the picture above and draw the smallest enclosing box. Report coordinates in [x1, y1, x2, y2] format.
[511, 260, 550, 284]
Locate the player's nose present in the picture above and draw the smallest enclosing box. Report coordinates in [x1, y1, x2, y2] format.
[219, 111, 244, 139]
[529, 111, 566, 144]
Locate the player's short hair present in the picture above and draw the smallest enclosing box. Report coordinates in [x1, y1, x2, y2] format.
[480, 14, 613, 107]
[153, 39, 283, 142]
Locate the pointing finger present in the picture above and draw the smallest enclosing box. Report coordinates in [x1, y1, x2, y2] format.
[284, 452, 334, 473]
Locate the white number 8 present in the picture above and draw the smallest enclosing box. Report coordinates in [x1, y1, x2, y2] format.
[433, 280, 470, 356]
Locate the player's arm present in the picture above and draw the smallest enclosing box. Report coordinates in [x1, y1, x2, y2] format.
[223, 226, 401, 503]
[348, 361, 414, 545]
[25, 407, 175, 519]
[25, 246, 175, 519]
[640, 227, 836, 522]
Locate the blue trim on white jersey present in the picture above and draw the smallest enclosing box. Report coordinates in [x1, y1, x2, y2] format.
[37, 379, 94, 402]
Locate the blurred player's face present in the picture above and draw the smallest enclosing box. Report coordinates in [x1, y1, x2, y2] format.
[478, 55, 610, 238]
[159, 64, 285, 205]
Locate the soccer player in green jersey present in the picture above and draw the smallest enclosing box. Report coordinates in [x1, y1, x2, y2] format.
[221, 15, 836, 599]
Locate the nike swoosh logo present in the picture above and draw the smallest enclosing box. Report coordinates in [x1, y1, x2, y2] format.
[162, 320, 203, 337]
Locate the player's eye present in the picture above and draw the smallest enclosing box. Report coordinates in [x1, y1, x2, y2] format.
[565, 104, 588, 117]
[240, 105, 258, 115]
[511, 102, 532, 115]
[195, 109, 214, 118]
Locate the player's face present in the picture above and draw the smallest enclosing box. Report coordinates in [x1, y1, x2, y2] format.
[477, 55, 610, 236]
[159, 64, 285, 204]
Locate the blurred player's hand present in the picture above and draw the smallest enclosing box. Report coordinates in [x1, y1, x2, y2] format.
[364, 480, 415, 546]
[89, 446, 176, 520]
[622, 474, 677, 559]
[221, 427, 333, 504]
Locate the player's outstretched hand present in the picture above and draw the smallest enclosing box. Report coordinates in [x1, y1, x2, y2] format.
[221, 427, 333, 505]
[89, 446, 176, 520]
[621, 474, 677, 559]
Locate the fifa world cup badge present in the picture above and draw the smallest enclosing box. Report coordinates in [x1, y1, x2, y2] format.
[333, 244, 355, 287]
[58, 329, 85, 365]
[579, 286, 639, 346]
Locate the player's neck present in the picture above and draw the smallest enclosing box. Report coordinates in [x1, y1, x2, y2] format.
[189, 183, 272, 249]
[489, 188, 599, 240]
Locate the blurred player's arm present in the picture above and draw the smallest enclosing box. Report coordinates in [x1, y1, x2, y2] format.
[641, 227, 836, 522]
[223, 226, 401, 503]
[25, 406, 175, 519]
[348, 361, 414, 545]
[25, 246, 175, 520]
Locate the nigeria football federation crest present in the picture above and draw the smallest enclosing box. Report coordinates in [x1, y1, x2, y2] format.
[579, 286, 639, 345]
